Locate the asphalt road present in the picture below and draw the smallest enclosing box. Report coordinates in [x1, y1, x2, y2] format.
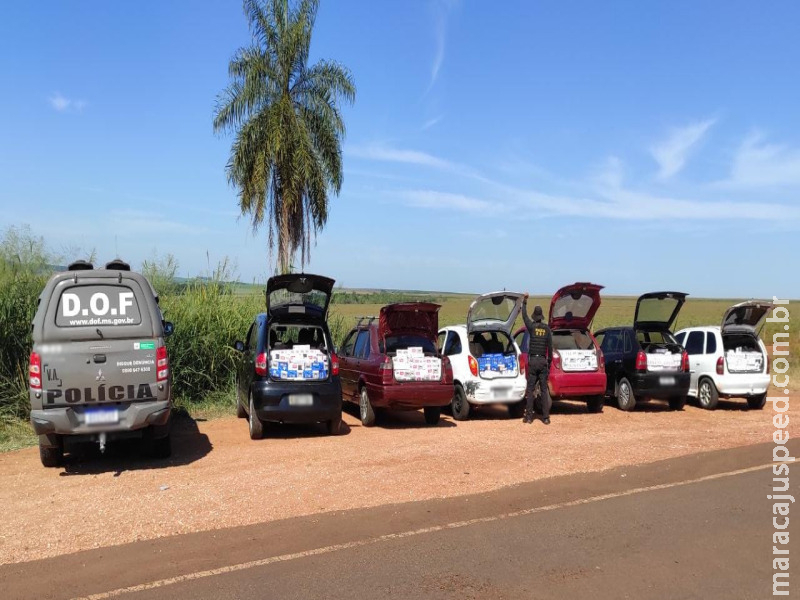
[2, 440, 797, 600]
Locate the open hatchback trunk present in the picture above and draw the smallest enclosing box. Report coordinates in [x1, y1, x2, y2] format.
[467, 292, 523, 335]
[266, 274, 334, 321]
[634, 291, 688, 332]
[380, 303, 443, 382]
[466, 292, 523, 379]
[549, 282, 603, 331]
[721, 301, 772, 373]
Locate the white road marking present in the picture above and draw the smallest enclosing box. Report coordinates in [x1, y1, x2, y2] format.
[75, 463, 773, 600]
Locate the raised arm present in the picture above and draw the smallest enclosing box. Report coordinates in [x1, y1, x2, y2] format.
[522, 296, 534, 331]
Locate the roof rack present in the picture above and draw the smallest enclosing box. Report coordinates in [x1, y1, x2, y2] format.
[355, 316, 378, 328]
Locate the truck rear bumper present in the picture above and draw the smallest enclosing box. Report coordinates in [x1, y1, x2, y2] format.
[30, 400, 171, 437]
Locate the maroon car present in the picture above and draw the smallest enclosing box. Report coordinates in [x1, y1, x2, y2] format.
[515, 282, 607, 413]
[339, 303, 454, 426]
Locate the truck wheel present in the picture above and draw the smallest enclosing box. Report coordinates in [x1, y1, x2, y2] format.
[249, 395, 264, 439]
[697, 378, 718, 410]
[451, 385, 470, 421]
[747, 393, 767, 410]
[423, 406, 441, 425]
[668, 396, 687, 411]
[587, 395, 604, 414]
[236, 387, 247, 418]
[616, 378, 636, 411]
[359, 386, 376, 427]
[508, 399, 526, 419]
[39, 439, 63, 468]
[327, 416, 342, 435]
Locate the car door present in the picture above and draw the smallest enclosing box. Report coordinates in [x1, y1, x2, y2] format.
[350, 330, 370, 389]
[683, 330, 706, 394]
[599, 330, 622, 393]
[340, 330, 360, 399]
[443, 330, 465, 382]
[239, 319, 258, 403]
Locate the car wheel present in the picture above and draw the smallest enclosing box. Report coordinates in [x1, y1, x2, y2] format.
[248, 395, 264, 439]
[697, 378, 719, 410]
[327, 416, 342, 435]
[423, 406, 441, 425]
[668, 396, 687, 411]
[616, 378, 637, 411]
[236, 386, 247, 418]
[586, 395, 604, 414]
[39, 438, 63, 468]
[451, 385, 470, 421]
[359, 386, 376, 427]
[747, 393, 767, 410]
[508, 399, 526, 419]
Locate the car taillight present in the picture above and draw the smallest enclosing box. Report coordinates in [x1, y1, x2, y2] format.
[598, 349, 605, 370]
[635, 350, 647, 371]
[716, 356, 724, 375]
[330, 352, 339, 376]
[29, 352, 42, 390]
[255, 351, 268, 377]
[441, 356, 453, 383]
[156, 346, 169, 382]
[519, 354, 526, 375]
[552, 350, 561, 370]
[380, 356, 393, 384]
[681, 351, 690, 372]
[468, 355, 478, 377]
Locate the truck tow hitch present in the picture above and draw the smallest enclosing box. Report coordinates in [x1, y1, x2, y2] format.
[98, 432, 107, 454]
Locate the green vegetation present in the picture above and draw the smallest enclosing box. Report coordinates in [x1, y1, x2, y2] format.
[213, 0, 356, 272]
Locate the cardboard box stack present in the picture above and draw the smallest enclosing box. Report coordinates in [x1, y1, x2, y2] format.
[393, 346, 442, 382]
[269, 344, 329, 381]
[726, 347, 764, 372]
[477, 353, 517, 375]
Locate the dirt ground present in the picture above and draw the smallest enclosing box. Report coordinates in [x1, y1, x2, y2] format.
[0, 395, 795, 565]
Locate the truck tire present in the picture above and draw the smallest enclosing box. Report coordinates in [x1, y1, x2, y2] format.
[508, 399, 526, 419]
[668, 396, 687, 411]
[697, 378, 719, 410]
[249, 395, 264, 439]
[451, 385, 470, 421]
[39, 439, 63, 468]
[586, 395, 604, 414]
[359, 386, 376, 427]
[616, 378, 636, 411]
[327, 416, 342, 435]
[747, 393, 767, 410]
[423, 406, 441, 425]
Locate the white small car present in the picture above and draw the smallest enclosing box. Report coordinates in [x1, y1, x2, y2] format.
[675, 300, 773, 410]
[437, 292, 528, 420]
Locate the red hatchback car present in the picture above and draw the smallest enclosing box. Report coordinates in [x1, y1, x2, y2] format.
[514, 282, 607, 413]
[339, 303, 454, 426]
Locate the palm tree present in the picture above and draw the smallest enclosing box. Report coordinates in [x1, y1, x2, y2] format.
[214, 0, 355, 273]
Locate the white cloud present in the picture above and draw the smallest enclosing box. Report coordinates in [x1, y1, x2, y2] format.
[48, 92, 87, 113]
[422, 115, 443, 130]
[650, 118, 715, 179]
[723, 131, 800, 188]
[400, 189, 495, 213]
[347, 144, 455, 170]
[427, 0, 459, 92]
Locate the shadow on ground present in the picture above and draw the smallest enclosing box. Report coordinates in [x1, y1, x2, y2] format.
[59, 412, 213, 477]
[342, 402, 456, 429]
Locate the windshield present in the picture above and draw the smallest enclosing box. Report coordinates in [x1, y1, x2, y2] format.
[637, 298, 680, 324]
[269, 288, 328, 311]
[384, 335, 437, 355]
[551, 295, 594, 321]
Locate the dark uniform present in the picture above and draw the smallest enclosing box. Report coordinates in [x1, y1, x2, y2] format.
[522, 299, 553, 424]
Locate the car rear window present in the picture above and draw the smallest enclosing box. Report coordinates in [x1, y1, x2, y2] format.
[636, 330, 677, 345]
[553, 330, 594, 350]
[269, 324, 328, 350]
[55, 285, 142, 327]
[468, 331, 515, 357]
[384, 335, 436, 355]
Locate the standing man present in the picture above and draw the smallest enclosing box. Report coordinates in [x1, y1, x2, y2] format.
[522, 293, 553, 425]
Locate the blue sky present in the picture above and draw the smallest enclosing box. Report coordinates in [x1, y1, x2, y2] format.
[1, 1, 798, 297]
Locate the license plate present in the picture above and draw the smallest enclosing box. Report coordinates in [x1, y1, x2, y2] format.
[492, 387, 510, 400]
[659, 376, 676, 386]
[288, 394, 313, 406]
[85, 408, 119, 425]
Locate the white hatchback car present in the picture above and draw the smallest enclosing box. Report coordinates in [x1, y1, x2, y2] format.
[675, 300, 772, 410]
[437, 292, 528, 420]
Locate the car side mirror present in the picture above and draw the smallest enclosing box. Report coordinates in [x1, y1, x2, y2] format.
[164, 321, 175, 337]
[233, 340, 245, 353]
